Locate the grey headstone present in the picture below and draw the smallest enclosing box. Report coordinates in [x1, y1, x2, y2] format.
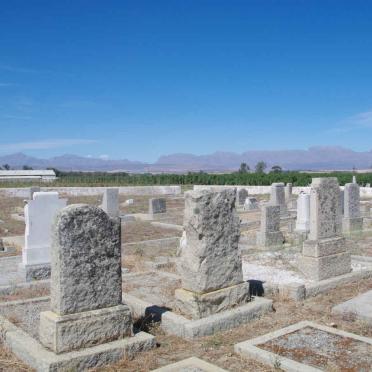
[101, 188, 119, 218]
[51, 204, 122, 315]
[237, 189, 248, 206]
[149, 198, 166, 214]
[177, 189, 242, 293]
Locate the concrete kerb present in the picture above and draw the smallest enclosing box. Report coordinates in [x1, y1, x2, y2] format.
[0, 297, 156, 372]
[150, 221, 184, 231]
[151, 357, 228, 371]
[124, 292, 273, 340]
[234, 320, 372, 372]
[262, 267, 372, 301]
[0, 279, 50, 296]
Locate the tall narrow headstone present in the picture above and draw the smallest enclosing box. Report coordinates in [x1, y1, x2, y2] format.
[101, 188, 119, 218]
[352, 175, 357, 184]
[20, 192, 67, 281]
[256, 204, 284, 248]
[39, 205, 132, 353]
[284, 183, 292, 202]
[175, 190, 249, 319]
[343, 183, 363, 233]
[149, 198, 166, 215]
[270, 183, 287, 216]
[236, 188, 249, 206]
[295, 192, 310, 232]
[299, 178, 351, 281]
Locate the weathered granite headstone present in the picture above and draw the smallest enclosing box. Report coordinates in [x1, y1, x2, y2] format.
[256, 204, 284, 248]
[295, 192, 310, 233]
[343, 183, 363, 233]
[149, 198, 166, 215]
[101, 188, 119, 218]
[299, 178, 351, 281]
[243, 197, 259, 211]
[270, 183, 287, 216]
[175, 189, 249, 319]
[39, 204, 132, 353]
[237, 188, 249, 206]
[20, 192, 67, 281]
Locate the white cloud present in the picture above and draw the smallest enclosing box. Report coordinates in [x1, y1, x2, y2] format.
[329, 109, 372, 134]
[0, 139, 98, 153]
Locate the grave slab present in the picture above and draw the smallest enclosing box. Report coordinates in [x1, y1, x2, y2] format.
[235, 321, 372, 372]
[332, 289, 372, 324]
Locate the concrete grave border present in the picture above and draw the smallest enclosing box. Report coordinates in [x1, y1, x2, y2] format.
[125, 291, 273, 340]
[0, 297, 156, 372]
[151, 356, 227, 371]
[234, 320, 372, 372]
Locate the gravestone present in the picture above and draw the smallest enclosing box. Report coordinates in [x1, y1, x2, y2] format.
[20, 192, 67, 281]
[175, 189, 249, 319]
[39, 204, 132, 353]
[149, 198, 166, 215]
[237, 188, 249, 206]
[270, 183, 287, 216]
[295, 192, 310, 233]
[352, 175, 357, 184]
[28, 186, 40, 200]
[256, 204, 284, 248]
[284, 183, 292, 202]
[101, 188, 119, 218]
[299, 178, 351, 281]
[342, 183, 363, 233]
[244, 197, 259, 211]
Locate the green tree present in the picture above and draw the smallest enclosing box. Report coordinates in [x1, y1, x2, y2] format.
[271, 165, 282, 173]
[255, 161, 267, 173]
[22, 165, 33, 170]
[238, 162, 250, 173]
[2, 164, 10, 170]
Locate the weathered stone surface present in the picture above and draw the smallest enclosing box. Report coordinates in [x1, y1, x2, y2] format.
[19, 263, 51, 282]
[302, 236, 346, 258]
[39, 304, 132, 354]
[50, 205, 122, 315]
[308, 178, 341, 240]
[256, 205, 283, 248]
[237, 188, 248, 206]
[39, 204, 133, 354]
[299, 178, 351, 281]
[295, 192, 310, 232]
[174, 282, 250, 319]
[149, 198, 166, 215]
[101, 188, 119, 218]
[243, 197, 259, 211]
[270, 183, 287, 215]
[343, 183, 363, 233]
[177, 189, 242, 293]
[299, 251, 351, 281]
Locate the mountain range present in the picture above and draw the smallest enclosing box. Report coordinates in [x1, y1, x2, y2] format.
[1, 147, 372, 172]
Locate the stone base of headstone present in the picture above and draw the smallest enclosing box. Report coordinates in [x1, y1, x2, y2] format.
[342, 217, 363, 234]
[18, 262, 51, 282]
[256, 231, 284, 249]
[174, 282, 250, 320]
[39, 304, 132, 354]
[299, 251, 351, 281]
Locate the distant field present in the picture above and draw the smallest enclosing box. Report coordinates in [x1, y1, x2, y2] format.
[0, 170, 371, 188]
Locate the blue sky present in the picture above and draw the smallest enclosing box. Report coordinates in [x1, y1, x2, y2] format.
[1, 0, 372, 162]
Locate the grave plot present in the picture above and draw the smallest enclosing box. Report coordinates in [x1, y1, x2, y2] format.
[125, 189, 273, 340]
[0, 204, 155, 371]
[235, 321, 372, 372]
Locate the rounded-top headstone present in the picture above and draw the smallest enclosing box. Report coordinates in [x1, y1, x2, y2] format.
[51, 204, 122, 315]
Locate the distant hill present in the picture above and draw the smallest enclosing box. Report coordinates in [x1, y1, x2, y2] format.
[1, 147, 372, 172]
